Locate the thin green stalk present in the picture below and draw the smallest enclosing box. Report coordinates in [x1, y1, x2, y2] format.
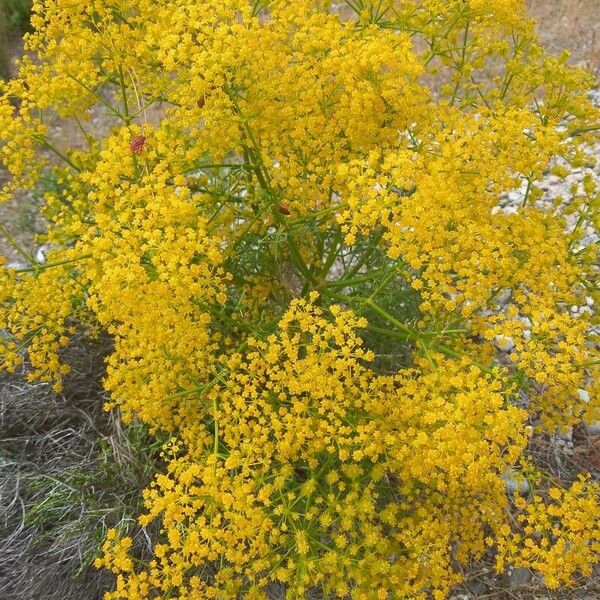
[213, 395, 219, 457]
[362, 297, 496, 375]
[449, 19, 470, 107]
[222, 203, 272, 257]
[184, 162, 251, 173]
[230, 96, 316, 289]
[118, 65, 131, 125]
[34, 135, 81, 172]
[67, 73, 125, 120]
[0, 222, 35, 264]
[360, 297, 419, 339]
[318, 229, 343, 280]
[343, 227, 385, 280]
[287, 202, 348, 226]
[320, 271, 387, 290]
[166, 339, 249, 401]
[569, 125, 600, 138]
[577, 359, 600, 368]
[12, 253, 92, 273]
[567, 211, 587, 253]
[359, 268, 398, 310]
[521, 175, 534, 208]
[366, 323, 419, 343]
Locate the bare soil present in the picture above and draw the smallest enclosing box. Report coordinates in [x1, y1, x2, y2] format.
[527, 0, 600, 75]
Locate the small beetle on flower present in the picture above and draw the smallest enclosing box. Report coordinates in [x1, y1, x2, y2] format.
[129, 135, 146, 154]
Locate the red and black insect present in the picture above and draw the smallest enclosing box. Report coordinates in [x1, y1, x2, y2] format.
[129, 135, 146, 154]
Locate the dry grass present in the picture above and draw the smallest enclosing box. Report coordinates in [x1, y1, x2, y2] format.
[0, 338, 160, 600]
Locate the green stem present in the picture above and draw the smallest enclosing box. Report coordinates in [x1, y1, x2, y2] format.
[229, 95, 316, 290]
[213, 395, 219, 456]
[118, 65, 131, 125]
[569, 125, 600, 137]
[0, 223, 35, 264]
[222, 203, 271, 257]
[320, 271, 387, 290]
[362, 297, 496, 375]
[183, 162, 251, 173]
[366, 323, 419, 343]
[12, 253, 92, 273]
[357, 269, 398, 311]
[34, 135, 81, 172]
[67, 73, 125, 120]
[361, 297, 419, 339]
[343, 227, 385, 280]
[521, 174, 533, 208]
[318, 229, 343, 280]
[166, 339, 249, 401]
[287, 202, 348, 226]
[449, 19, 470, 107]
[577, 359, 600, 368]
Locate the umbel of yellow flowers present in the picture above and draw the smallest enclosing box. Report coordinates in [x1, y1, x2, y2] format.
[1, 1, 599, 598]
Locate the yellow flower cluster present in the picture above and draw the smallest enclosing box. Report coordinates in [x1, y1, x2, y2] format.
[95, 298, 528, 599]
[0, 0, 598, 597]
[497, 477, 600, 589]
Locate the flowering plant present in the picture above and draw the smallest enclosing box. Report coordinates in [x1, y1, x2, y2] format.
[1, 1, 599, 598]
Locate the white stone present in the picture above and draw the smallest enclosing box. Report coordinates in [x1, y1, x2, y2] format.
[7, 261, 27, 270]
[503, 469, 530, 495]
[578, 389, 591, 403]
[520, 316, 532, 328]
[555, 427, 573, 442]
[35, 244, 52, 264]
[494, 335, 515, 352]
[507, 190, 522, 204]
[503, 567, 533, 589]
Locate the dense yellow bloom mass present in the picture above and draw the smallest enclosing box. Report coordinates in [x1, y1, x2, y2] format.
[497, 477, 600, 590]
[96, 298, 530, 599]
[1, 0, 599, 598]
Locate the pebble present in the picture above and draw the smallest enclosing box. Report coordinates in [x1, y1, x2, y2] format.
[503, 567, 533, 589]
[589, 89, 600, 107]
[464, 581, 488, 596]
[35, 244, 51, 263]
[578, 389, 591, 403]
[502, 206, 519, 216]
[493, 288, 512, 306]
[507, 190, 522, 204]
[556, 426, 573, 442]
[503, 468, 530, 495]
[554, 427, 574, 454]
[494, 335, 515, 352]
[7, 261, 27, 270]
